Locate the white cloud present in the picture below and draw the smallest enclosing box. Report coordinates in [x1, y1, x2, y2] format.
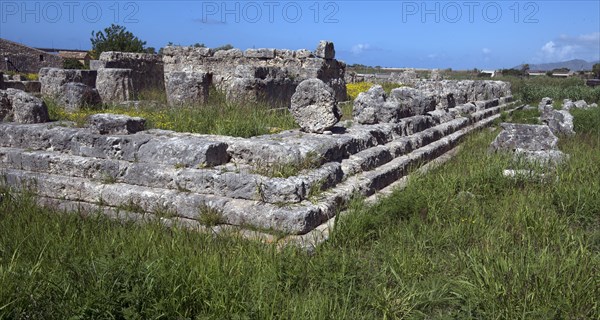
[351, 43, 371, 55]
[558, 32, 600, 45]
[482, 48, 491, 55]
[536, 32, 600, 62]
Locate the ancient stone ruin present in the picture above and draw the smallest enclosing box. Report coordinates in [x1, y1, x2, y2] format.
[162, 40, 347, 106]
[491, 122, 568, 170]
[39, 51, 163, 108]
[39, 68, 98, 107]
[0, 76, 516, 246]
[0, 88, 49, 124]
[290, 78, 341, 133]
[489, 96, 599, 179]
[37, 41, 347, 110]
[0, 72, 41, 94]
[97, 51, 165, 100]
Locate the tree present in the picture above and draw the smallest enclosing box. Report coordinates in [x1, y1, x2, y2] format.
[63, 58, 84, 69]
[593, 63, 600, 78]
[90, 24, 147, 59]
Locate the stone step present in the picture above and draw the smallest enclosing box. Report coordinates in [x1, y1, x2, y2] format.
[0, 105, 500, 206]
[0, 123, 230, 167]
[0, 113, 478, 206]
[309, 103, 514, 220]
[0, 168, 326, 235]
[0, 147, 324, 204]
[0, 97, 516, 236]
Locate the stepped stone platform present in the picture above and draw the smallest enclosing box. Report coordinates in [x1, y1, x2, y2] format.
[0, 94, 516, 243]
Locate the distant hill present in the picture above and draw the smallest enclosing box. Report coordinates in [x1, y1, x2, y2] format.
[513, 59, 600, 71]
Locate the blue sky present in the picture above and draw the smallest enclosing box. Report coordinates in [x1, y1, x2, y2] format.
[1, 1, 599, 69]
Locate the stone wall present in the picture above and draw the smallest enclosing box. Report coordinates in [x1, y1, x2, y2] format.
[39, 68, 97, 98]
[0, 80, 515, 243]
[99, 52, 164, 95]
[162, 41, 347, 104]
[0, 38, 63, 73]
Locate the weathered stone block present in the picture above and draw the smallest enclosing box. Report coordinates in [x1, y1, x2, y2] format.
[0, 89, 49, 124]
[244, 48, 275, 59]
[87, 113, 146, 135]
[39, 68, 97, 98]
[275, 49, 295, 59]
[388, 87, 437, 117]
[490, 123, 559, 153]
[0, 91, 11, 121]
[541, 109, 575, 136]
[430, 69, 442, 81]
[213, 48, 243, 59]
[574, 100, 589, 109]
[290, 79, 341, 133]
[295, 49, 313, 59]
[353, 85, 392, 124]
[314, 41, 335, 59]
[538, 97, 553, 113]
[99, 51, 165, 94]
[165, 71, 211, 106]
[137, 137, 229, 167]
[57, 82, 101, 111]
[162, 42, 346, 106]
[96, 68, 134, 103]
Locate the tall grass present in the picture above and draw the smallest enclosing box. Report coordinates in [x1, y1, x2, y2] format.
[496, 76, 600, 104]
[1, 109, 598, 318]
[46, 87, 298, 138]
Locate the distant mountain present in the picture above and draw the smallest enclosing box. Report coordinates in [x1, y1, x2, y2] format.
[513, 59, 599, 71]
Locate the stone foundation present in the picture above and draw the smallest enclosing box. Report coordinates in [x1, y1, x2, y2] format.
[0, 80, 515, 238]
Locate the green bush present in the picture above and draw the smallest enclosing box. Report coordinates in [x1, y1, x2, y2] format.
[62, 58, 84, 70]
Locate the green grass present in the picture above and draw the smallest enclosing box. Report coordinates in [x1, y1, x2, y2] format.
[1, 108, 599, 318]
[496, 76, 600, 105]
[495, 108, 541, 125]
[46, 87, 298, 138]
[251, 151, 323, 179]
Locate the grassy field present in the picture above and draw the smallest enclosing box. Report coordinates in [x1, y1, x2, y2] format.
[496, 76, 600, 105]
[46, 87, 298, 138]
[1, 104, 598, 318]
